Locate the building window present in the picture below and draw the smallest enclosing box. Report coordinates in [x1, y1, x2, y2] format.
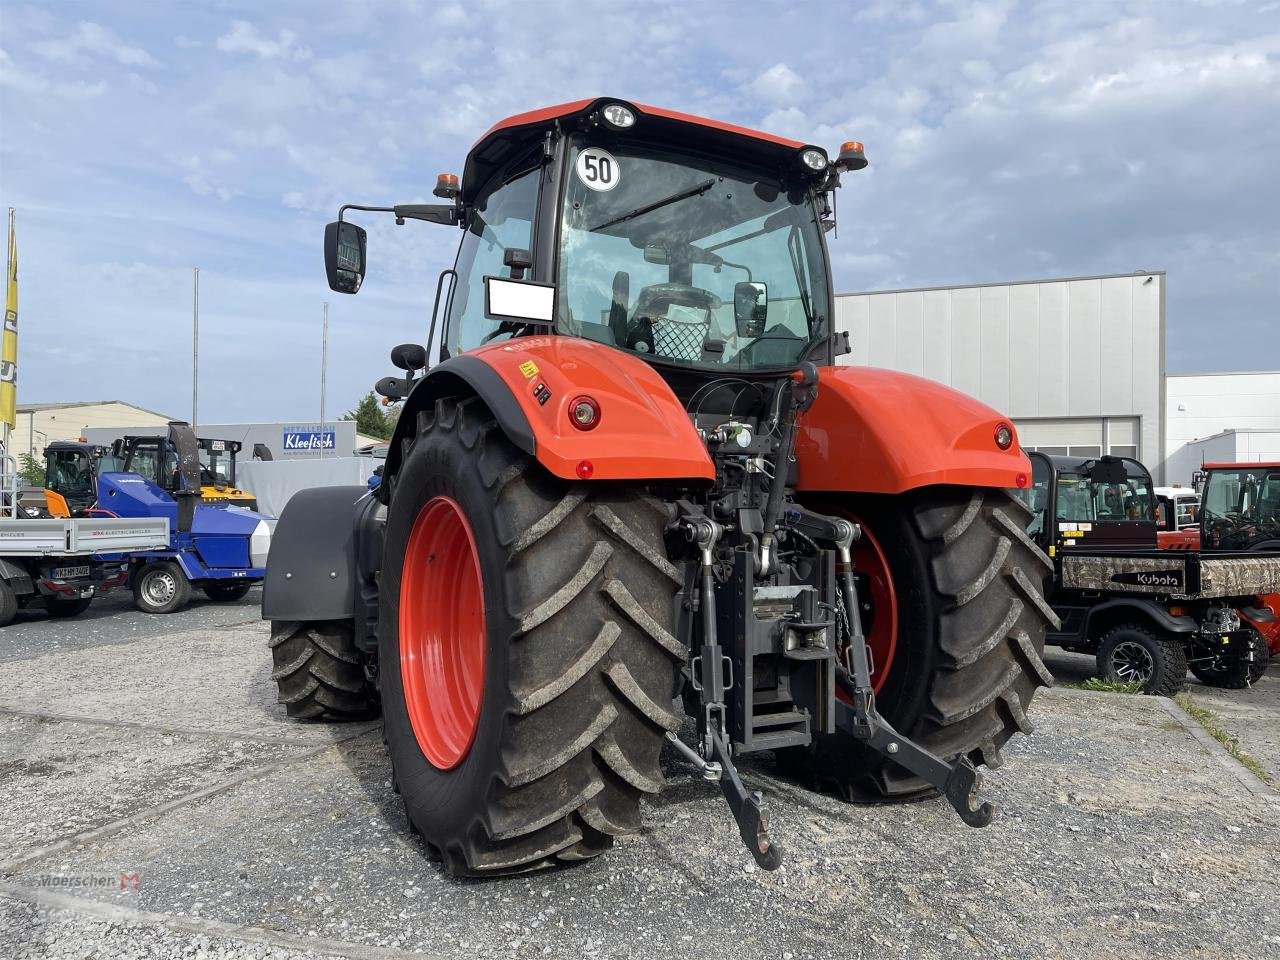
[1109, 444, 1138, 459]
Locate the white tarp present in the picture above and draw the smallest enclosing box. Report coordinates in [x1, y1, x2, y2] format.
[237, 457, 376, 518]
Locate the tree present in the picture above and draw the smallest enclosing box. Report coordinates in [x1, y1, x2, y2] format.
[17, 453, 45, 488]
[342, 391, 396, 441]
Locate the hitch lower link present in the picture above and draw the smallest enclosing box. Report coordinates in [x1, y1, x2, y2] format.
[824, 515, 996, 829]
[675, 513, 783, 871]
[667, 506, 996, 873]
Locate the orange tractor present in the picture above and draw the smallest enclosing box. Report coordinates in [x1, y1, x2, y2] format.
[263, 99, 1054, 876]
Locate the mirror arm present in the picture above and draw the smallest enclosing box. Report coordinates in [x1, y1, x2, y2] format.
[393, 204, 461, 226]
[337, 203, 461, 227]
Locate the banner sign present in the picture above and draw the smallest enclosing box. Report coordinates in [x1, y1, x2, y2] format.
[282, 427, 336, 453]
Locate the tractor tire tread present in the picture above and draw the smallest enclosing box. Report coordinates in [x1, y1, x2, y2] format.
[386, 397, 683, 876]
[269, 621, 378, 721]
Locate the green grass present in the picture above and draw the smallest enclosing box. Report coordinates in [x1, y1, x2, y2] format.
[1066, 677, 1146, 694]
[1175, 693, 1274, 785]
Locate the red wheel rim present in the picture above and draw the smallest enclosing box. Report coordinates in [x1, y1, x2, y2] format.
[839, 516, 898, 697]
[399, 496, 487, 769]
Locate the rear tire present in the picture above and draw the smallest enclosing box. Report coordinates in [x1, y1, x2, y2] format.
[133, 561, 191, 614]
[1097, 624, 1187, 696]
[0, 581, 17, 627]
[269, 620, 379, 720]
[202, 582, 253, 602]
[780, 487, 1056, 800]
[380, 397, 684, 876]
[45, 596, 93, 618]
[1189, 630, 1270, 689]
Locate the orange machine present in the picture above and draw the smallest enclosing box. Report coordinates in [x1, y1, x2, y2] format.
[263, 98, 1053, 878]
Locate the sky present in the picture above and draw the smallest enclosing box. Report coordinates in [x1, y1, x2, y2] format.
[1, 0, 1278, 424]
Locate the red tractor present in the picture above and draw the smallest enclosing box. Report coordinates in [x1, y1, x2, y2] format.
[263, 99, 1053, 876]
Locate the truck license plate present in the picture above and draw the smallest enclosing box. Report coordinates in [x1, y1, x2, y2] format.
[54, 564, 91, 580]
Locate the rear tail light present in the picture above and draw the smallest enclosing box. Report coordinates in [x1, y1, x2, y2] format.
[569, 396, 601, 431]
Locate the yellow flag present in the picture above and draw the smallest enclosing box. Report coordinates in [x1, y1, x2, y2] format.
[1, 214, 16, 431]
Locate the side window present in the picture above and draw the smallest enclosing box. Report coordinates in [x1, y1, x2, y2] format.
[446, 167, 540, 356]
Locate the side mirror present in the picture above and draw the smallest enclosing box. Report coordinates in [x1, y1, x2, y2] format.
[390, 343, 428, 372]
[733, 281, 768, 338]
[324, 221, 367, 294]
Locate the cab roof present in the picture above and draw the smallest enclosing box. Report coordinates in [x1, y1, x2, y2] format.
[463, 97, 812, 203]
[1202, 461, 1280, 470]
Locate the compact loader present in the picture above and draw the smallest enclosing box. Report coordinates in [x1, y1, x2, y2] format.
[263, 98, 1054, 876]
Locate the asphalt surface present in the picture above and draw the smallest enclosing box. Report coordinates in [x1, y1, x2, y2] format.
[1, 602, 1278, 959]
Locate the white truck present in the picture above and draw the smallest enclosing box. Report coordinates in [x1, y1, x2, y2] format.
[0, 455, 169, 626]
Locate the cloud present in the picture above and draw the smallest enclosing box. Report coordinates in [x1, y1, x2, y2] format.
[33, 21, 158, 68]
[1, 0, 1278, 424]
[0, 46, 107, 99]
[748, 63, 804, 103]
[215, 20, 309, 61]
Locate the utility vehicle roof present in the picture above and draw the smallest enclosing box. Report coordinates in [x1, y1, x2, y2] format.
[463, 97, 812, 203]
[1031, 452, 1151, 478]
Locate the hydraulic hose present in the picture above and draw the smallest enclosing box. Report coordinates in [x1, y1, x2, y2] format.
[759, 382, 796, 576]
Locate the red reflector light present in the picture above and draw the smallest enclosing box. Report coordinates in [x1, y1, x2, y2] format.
[576, 459, 594, 480]
[994, 422, 1014, 450]
[1015, 472, 1029, 488]
[568, 395, 601, 431]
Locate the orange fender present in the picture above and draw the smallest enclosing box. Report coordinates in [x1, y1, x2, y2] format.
[395, 338, 713, 484]
[794, 367, 1029, 495]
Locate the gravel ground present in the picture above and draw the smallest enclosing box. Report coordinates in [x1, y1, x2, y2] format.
[1, 614, 1277, 959]
[1046, 647, 1280, 784]
[3, 586, 262, 661]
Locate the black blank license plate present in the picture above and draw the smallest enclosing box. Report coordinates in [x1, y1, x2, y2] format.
[54, 565, 91, 580]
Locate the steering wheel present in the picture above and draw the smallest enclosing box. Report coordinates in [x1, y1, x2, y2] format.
[625, 283, 720, 361]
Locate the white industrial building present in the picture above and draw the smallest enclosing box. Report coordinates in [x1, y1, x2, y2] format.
[835, 271, 1280, 484]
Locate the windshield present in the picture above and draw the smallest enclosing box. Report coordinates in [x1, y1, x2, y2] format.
[45, 451, 96, 501]
[1056, 470, 1154, 523]
[1202, 467, 1280, 549]
[557, 138, 830, 370]
[199, 442, 235, 486]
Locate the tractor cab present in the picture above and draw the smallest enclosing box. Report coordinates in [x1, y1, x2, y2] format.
[1022, 452, 1157, 554]
[114, 427, 257, 511]
[43, 441, 109, 516]
[1199, 462, 1280, 552]
[324, 98, 866, 408]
